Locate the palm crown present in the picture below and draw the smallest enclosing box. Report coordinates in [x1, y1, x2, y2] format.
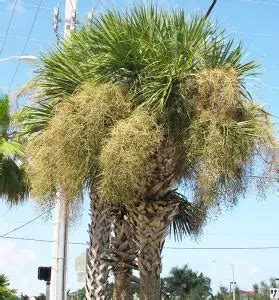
[25, 6, 275, 208]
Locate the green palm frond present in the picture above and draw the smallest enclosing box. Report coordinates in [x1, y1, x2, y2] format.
[0, 139, 23, 157]
[167, 191, 205, 241]
[0, 158, 28, 205]
[36, 5, 257, 114]
[0, 94, 10, 136]
[17, 101, 56, 135]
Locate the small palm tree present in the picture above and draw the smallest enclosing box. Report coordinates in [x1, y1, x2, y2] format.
[22, 6, 277, 300]
[0, 94, 27, 205]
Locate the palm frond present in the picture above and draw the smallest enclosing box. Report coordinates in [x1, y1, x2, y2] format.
[167, 191, 205, 241]
[0, 94, 10, 136]
[17, 101, 56, 135]
[0, 158, 28, 205]
[0, 139, 23, 157]
[0, 94, 28, 204]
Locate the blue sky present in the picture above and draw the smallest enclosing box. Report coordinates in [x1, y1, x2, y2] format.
[0, 0, 278, 296]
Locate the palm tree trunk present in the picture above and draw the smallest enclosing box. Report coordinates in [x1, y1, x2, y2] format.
[86, 187, 111, 300]
[128, 201, 180, 300]
[114, 265, 133, 300]
[110, 211, 137, 300]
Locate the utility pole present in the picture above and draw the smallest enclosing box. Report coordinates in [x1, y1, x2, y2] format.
[50, 1, 77, 299]
[232, 264, 236, 300]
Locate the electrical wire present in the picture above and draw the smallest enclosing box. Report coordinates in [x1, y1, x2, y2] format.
[239, 0, 279, 6]
[0, 207, 11, 216]
[8, 0, 43, 92]
[0, 1, 52, 10]
[0, 0, 19, 55]
[0, 34, 51, 43]
[0, 1, 89, 15]
[2, 235, 279, 250]
[0, 235, 86, 245]
[233, 31, 279, 38]
[164, 246, 279, 250]
[0, 211, 49, 238]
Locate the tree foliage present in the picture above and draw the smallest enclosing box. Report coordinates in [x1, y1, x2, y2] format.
[161, 265, 212, 299]
[17, 11, 278, 299]
[35, 294, 46, 300]
[251, 278, 277, 300]
[0, 274, 17, 300]
[25, 83, 131, 202]
[23, 6, 277, 218]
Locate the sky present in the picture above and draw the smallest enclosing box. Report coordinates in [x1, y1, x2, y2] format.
[0, 0, 279, 297]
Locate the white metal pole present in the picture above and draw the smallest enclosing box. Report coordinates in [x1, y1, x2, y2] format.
[46, 281, 50, 300]
[50, 196, 69, 300]
[64, 0, 77, 38]
[232, 264, 235, 300]
[50, 1, 77, 299]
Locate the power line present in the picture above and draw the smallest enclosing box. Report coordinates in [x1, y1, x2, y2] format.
[239, 0, 279, 6]
[205, 0, 217, 19]
[0, 236, 87, 245]
[231, 30, 279, 39]
[2, 235, 279, 251]
[0, 211, 49, 237]
[8, 0, 43, 92]
[0, 0, 19, 55]
[164, 246, 279, 250]
[0, 1, 89, 15]
[0, 1, 53, 10]
[0, 34, 51, 43]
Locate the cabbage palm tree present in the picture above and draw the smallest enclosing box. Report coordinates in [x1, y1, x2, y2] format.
[0, 94, 27, 205]
[22, 6, 277, 300]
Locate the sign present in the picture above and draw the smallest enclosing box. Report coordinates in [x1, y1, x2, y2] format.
[270, 288, 279, 299]
[75, 251, 87, 283]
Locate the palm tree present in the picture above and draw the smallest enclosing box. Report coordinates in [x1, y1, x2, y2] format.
[0, 94, 27, 204]
[21, 6, 277, 299]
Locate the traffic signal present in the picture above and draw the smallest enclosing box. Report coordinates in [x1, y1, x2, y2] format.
[38, 266, 51, 282]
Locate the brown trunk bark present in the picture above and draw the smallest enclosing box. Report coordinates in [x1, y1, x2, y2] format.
[114, 265, 133, 300]
[86, 187, 111, 300]
[127, 201, 180, 300]
[110, 210, 137, 300]
[140, 270, 161, 300]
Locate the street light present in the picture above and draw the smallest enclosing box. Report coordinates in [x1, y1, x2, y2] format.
[212, 260, 236, 300]
[0, 55, 39, 65]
